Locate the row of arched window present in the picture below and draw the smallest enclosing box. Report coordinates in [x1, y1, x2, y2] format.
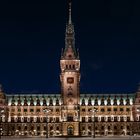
[10, 96, 60, 106]
[81, 96, 132, 106]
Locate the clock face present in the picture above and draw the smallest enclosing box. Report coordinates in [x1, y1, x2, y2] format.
[67, 77, 74, 84]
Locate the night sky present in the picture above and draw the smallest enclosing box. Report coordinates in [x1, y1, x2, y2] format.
[0, 0, 140, 94]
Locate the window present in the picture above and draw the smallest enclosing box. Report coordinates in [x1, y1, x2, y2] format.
[18, 108, 21, 112]
[56, 117, 59, 122]
[37, 117, 40, 122]
[30, 117, 34, 122]
[31, 126, 34, 131]
[56, 126, 59, 130]
[36, 109, 40, 112]
[114, 117, 118, 122]
[82, 108, 85, 112]
[126, 108, 130, 112]
[108, 126, 111, 130]
[101, 126, 104, 130]
[11, 117, 14, 122]
[101, 108, 105, 112]
[127, 126, 130, 130]
[127, 117, 130, 122]
[120, 117, 124, 122]
[81, 99, 85, 106]
[95, 117, 98, 122]
[108, 117, 111, 122]
[50, 117, 53, 122]
[50, 126, 53, 131]
[107, 108, 111, 112]
[30, 109, 34, 112]
[88, 126, 91, 130]
[101, 117, 105, 122]
[11, 109, 15, 112]
[82, 117, 85, 122]
[114, 108, 117, 112]
[24, 109, 27, 112]
[37, 126, 40, 131]
[88, 117, 92, 122]
[44, 126, 46, 130]
[18, 126, 21, 130]
[24, 126, 27, 131]
[56, 108, 60, 112]
[88, 108, 92, 112]
[17, 117, 21, 122]
[24, 117, 27, 122]
[82, 126, 85, 130]
[73, 65, 75, 69]
[114, 126, 117, 130]
[120, 108, 124, 111]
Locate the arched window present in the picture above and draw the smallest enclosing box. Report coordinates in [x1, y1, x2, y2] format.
[36, 97, 40, 106]
[81, 98, 85, 106]
[100, 97, 104, 106]
[30, 96, 34, 106]
[107, 97, 111, 106]
[113, 96, 117, 105]
[11, 96, 15, 106]
[88, 98, 92, 106]
[24, 96, 28, 106]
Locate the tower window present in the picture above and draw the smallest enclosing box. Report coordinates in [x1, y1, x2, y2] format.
[73, 65, 75, 69]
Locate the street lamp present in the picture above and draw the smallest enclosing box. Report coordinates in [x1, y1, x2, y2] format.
[43, 108, 51, 138]
[90, 107, 98, 138]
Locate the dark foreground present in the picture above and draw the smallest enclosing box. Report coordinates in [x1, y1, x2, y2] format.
[1, 136, 140, 140]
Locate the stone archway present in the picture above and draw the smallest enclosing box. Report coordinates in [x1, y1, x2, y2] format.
[67, 125, 74, 136]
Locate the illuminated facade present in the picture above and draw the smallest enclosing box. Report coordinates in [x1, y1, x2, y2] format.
[0, 2, 140, 137]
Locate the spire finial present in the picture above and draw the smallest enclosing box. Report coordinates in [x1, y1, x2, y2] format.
[68, 1, 72, 24]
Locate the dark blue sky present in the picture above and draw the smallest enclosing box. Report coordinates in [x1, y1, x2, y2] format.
[0, 0, 140, 93]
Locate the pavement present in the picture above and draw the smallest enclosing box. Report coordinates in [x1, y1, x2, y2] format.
[1, 136, 140, 140]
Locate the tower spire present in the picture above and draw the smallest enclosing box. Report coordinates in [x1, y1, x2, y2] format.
[68, 2, 72, 24]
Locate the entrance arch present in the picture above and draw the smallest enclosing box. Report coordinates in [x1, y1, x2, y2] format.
[67, 125, 74, 136]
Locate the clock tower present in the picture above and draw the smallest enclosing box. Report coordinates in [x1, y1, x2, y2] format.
[60, 2, 80, 107]
[60, 2, 80, 136]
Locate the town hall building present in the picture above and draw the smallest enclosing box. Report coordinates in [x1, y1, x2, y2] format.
[0, 2, 140, 137]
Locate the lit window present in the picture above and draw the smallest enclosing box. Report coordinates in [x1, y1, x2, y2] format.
[107, 108, 111, 112]
[114, 108, 117, 112]
[101, 108, 105, 112]
[120, 108, 124, 111]
[24, 109, 27, 112]
[82, 108, 85, 112]
[36, 109, 40, 112]
[30, 109, 34, 112]
[11, 109, 15, 112]
[126, 108, 130, 112]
